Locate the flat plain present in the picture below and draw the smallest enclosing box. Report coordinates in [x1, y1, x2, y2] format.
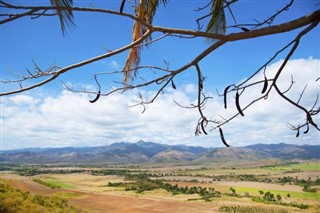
[1, 160, 319, 213]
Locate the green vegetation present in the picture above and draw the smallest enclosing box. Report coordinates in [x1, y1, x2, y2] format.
[0, 181, 84, 213]
[53, 192, 82, 199]
[263, 162, 320, 172]
[33, 178, 76, 189]
[252, 191, 310, 210]
[1, 165, 85, 176]
[107, 173, 221, 201]
[2, 161, 319, 212]
[107, 173, 160, 193]
[181, 161, 320, 177]
[91, 169, 130, 176]
[275, 176, 320, 193]
[231, 186, 320, 200]
[219, 205, 289, 213]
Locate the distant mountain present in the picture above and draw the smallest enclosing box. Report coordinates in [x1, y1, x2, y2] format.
[1, 141, 319, 164]
[195, 147, 272, 162]
[245, 143, 320, 160]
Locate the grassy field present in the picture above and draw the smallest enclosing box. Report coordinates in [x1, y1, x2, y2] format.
[1, 160, 319, 213]
[218, 205, 290, 213]
[33, 178, 77, 189]
[173, 162, 320, 176]
[231, 186, 320, 200]
[264, 162, 320, 172]
[53, 192, 84, 199]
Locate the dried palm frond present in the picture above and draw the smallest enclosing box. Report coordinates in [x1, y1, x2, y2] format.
[146, 0, 168, 28]
[206, 0, 226, 40]
[123, 0, 147, 84]
[123, 0, 168, 84]
[50, 0, 75, 35]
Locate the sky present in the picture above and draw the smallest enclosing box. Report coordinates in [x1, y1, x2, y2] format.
[1, 0, 319, 150]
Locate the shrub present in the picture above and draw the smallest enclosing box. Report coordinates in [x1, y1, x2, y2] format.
[0, 181, 84, 213]
[219, 205, 289, 213]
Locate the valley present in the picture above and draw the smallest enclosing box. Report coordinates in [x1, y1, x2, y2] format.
[1, 159, 320, 213]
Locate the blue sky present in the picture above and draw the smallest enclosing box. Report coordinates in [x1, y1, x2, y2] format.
[1, 1, 319, 150]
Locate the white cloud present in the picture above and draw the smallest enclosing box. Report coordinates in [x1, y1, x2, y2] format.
[1, 58, 319, 150]
[206, 57, 320, 147]
[110, 60, 120, 69]
[9, 95, 40, 106]
[1, 88, 200, 149]
[185, 84, 196, 94]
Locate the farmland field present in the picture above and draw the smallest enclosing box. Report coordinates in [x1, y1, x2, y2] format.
[1, 160, 319, 213]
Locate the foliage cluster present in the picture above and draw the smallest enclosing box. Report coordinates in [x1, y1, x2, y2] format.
[226, 187, 239, 197]
[262, 162, 320, 172]
[165, 171, 319, 193]
[0, 181, 84, 213]
[252, 191, 310, 210]
[0, 165, 85, 176]
[91, 169, 131, 176]
[275, 176, 319, 193]
[107, 173, 220, 201]
[208, 174, 260, 182]
[218, 205, 289, 213]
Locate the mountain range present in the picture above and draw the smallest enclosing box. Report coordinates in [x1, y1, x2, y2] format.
[1, 141, 319, 164]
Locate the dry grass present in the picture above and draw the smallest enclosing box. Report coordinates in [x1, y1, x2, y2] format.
[1, 165, 319, 213]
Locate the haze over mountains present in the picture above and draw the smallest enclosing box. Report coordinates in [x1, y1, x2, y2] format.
[1, 141, 319, 164]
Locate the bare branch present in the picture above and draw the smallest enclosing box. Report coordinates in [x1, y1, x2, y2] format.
[271, 22, 319, 131]
[1, 29, 153, 96]
[1, 1, 319, 142]
[297, 84, 308, 104]
[228, 0, 294, 29]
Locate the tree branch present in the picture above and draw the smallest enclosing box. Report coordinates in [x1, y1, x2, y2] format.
[1, 1, 319, 140]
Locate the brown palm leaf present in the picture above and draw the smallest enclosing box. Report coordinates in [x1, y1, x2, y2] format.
[146, 0, 168, 28]
[50, 0, 75, 35]
[123, 0, 168, 84]
[122, 0, 146, 84]
[206, 0, 226, 37]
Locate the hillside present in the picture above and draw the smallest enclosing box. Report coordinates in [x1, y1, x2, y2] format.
[1, 141, 319, 164]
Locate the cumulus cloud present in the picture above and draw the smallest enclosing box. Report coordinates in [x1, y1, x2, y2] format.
[207, 57, 320, 147]
[1, 58, 319, 150]
[110, 60, 120, 69]
[1, 88, 200, 149]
